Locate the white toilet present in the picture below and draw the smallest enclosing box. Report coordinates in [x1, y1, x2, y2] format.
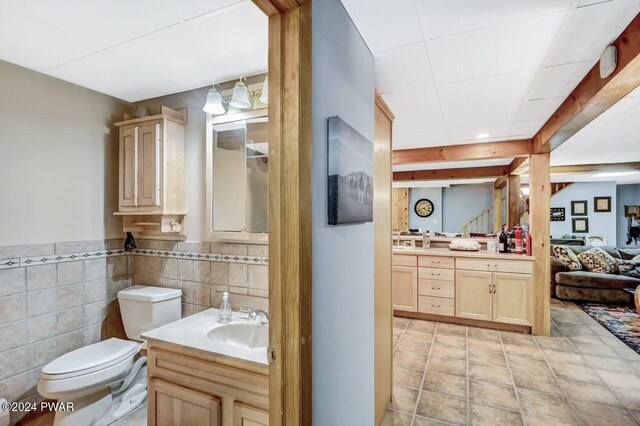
[38, 285, 182, 426]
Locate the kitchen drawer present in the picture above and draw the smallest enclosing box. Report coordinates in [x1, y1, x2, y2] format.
[456, 258, 533, 274]
[394, 255, 417, 267]
[418, 296, 455, 316]
[419, 279, 455, 298]
[419, 267, 455, 281]
[418, 256, 454, 269]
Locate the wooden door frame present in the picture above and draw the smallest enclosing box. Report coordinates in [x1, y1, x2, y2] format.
[252, 0, 312, 425]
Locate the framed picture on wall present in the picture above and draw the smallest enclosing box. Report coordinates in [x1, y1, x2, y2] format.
[594, 196, 611, 212]
[550, 207, 565, 221]
[572, 218, 589, 233]
[571, 200, 588, 216]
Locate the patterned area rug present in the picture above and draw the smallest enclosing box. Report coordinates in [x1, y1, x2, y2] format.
[578, 303, 640, 354]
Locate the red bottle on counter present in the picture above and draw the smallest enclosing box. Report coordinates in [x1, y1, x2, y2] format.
[515, 226, 523, 255]
[526, 231, 532, 256]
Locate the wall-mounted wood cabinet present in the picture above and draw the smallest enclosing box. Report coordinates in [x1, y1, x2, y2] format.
[114, 107, 187, 239]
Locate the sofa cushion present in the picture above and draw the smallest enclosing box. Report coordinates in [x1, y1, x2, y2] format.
[576, 248, 618, 274]
[620, 248, 640, 260]
[568, 245, 622, 259]
[555, 285, 634, 304]
[618, 256, 640, 279]
[552, 245, 582, 271]
[556, 271, 640, 290]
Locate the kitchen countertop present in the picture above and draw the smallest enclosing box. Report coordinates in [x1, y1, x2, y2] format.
[393, 246, 535, 260]
[141, 308, 268, 365]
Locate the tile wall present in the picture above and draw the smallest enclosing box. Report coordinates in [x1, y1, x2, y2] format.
[0, 239, 130, 424]
[131, 240, 269, 316]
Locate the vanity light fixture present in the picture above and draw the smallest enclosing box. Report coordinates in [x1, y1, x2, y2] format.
[259, 76, 268, 104]
[229, 77, 252, 109]
[203, 84, 225, 115]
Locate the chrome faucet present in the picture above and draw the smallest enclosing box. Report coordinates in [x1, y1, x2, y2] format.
[239, 307, 270, 324]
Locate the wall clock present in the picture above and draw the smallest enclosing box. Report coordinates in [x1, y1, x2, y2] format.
[414, 198, 434, 218]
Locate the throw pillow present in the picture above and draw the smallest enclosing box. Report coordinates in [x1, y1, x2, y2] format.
[576, 247, 618, 274]
[552, 245, 582, 271]
[618, 255, 640, 279]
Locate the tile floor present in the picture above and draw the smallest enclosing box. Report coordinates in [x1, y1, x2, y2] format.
[383, 299, 640, 425]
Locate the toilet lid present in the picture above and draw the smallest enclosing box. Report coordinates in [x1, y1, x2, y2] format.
[42, 338, 138, 378]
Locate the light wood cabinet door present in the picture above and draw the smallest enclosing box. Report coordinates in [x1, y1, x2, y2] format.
[455, 270, 492, 321]
[493, 273, 531, 326]
[393, 265, 418, 312]
[119, 127, 138, 207]
[233, 403, 269, 426]
[137, 123, 161, 207]
[392, 188, 409, 231]
[149, 378, 221, 426]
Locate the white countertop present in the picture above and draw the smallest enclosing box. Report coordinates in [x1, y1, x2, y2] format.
[141, 308, 268, 366]
[393, 247, 535, 260]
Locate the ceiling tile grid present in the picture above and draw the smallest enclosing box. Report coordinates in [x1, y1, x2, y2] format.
[343, 0, 640, 158]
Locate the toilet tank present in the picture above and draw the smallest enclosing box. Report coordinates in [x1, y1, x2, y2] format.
[117, 285, 182, 341]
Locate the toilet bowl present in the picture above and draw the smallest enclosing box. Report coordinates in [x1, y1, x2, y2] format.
[38, 285, 181, 426]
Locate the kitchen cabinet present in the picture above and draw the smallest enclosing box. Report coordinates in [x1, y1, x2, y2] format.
[393, 264, 418, 312]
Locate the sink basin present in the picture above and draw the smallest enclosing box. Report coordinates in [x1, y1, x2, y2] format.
[207, 322, 268, 349]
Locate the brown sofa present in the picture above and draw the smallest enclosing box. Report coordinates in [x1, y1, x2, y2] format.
[551, 246, 640, 304]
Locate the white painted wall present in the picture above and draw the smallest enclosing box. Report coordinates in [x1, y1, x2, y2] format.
[0, 60, 129, 246]
[409, 187, 443, 232]
[312, 0, 375, 423]
[550, 181, 617, 245]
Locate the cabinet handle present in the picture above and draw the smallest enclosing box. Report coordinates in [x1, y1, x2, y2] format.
[432, 287, 440, 290]
[432, 305, 440, 308]
[432, 273, 440, 277]
[432, 261, 440, 265]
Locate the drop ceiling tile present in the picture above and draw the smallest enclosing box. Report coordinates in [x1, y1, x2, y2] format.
[441, 103, 520, 129]
[0, 4, 96, 70]
[394, 113, 445, 134]
[376, 43, 433, 93]
[1, 0, 181, 52]
[380, 86, 440, 116]
[108, 23, 248, 94]
[47, 51, 182, 102]
[417, 0, 575, 40]
[527, 61, 593, 100]
[509, 120, 546, 137]
[438, 70, 537, 111]
[516, 97, 564, 121]
[191, 1, 267, 70]
[447, 123, 511, 143]
[340, 0, 423, 54]
[544, 0, 640, 66]
[427, 12, 566, 83]
[153, 0, 242, 21]
[393, 130, 448, 150]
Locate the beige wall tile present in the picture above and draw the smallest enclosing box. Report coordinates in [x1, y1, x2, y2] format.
[0, 347, 28, 380]
[27, 312, 58, 343]
[0, 244, 54, 260]
[211, 243, 248, 255]
[84, 258, 107, 281]
[108, 277, 131, 299]
[193, 305, 209, 314]
[27, 288, 57, 317]
[248, 288, 268, 298]
[0, 372, 27, 403]
[177, 242, 210, 253]
[160, 258, 178, 280]
[229, 286, 248, 295]
[181, 303, 194, 318]
[84, 324, 102, 346]
[211, 262, 229, 285]
[248, 265, 268, 290]
[229, 263, 248, 287]
[0, 320, 27, 352]
[177, 281, 194, 304]
[84, 279, 108, 304]
[57, 261, 83, 286]
[83, 301, 109, 326]
[57, 284, 84, 310]
[55, 240, 105, 254]
[56, 307, 84, 335]
[194, 261, 211, 283]
[107, 256, 128, 278]
[157, 278, 178, 288]
[0, 267, 25, 296]
[193, 283, 210, 306]
[177, 260, 194, 281]
[56, 330, 84, 358]
[26, 264, 56, 291]
[248, 244, 268, 257]
[0, 294, 26, 325]
[212, 292, 267, 311]
[132, 256, 148, 278]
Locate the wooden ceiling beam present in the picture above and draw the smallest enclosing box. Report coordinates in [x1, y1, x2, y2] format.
[529, 162, 640, 175]
[393, 139, 532, 165]
[532, 14, 640, 154]
[494, 176, 508, 190]
[509, 157, 529, 175]
[393, 165, 509, 181]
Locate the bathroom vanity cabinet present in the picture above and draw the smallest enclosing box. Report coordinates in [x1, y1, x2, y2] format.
[146, 341, 269, 426]
[114, 106, 187, 239]
[393, 248, 534, 332]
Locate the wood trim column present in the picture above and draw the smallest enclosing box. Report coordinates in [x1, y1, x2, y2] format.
[493, 188, 502, 232]
[262, 1, 312, 424]
[507, 175, 521, 227]
[529, 153, 551, 336]
[374, 93, 393, 425]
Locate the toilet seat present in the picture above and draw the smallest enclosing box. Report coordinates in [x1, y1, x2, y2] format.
[41, 338, 138, 380]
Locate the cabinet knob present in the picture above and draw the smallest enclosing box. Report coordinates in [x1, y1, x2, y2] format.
[432, 273, 440, 277]
[432, 287, 440, 290]
[432, 305, 440, 308]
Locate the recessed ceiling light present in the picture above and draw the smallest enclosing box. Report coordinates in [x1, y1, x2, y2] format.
[591, 171, 638, 178]
[476, 133, 490, 139]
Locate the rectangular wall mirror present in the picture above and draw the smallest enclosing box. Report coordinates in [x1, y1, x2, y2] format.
[206, 109, 268, 243]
